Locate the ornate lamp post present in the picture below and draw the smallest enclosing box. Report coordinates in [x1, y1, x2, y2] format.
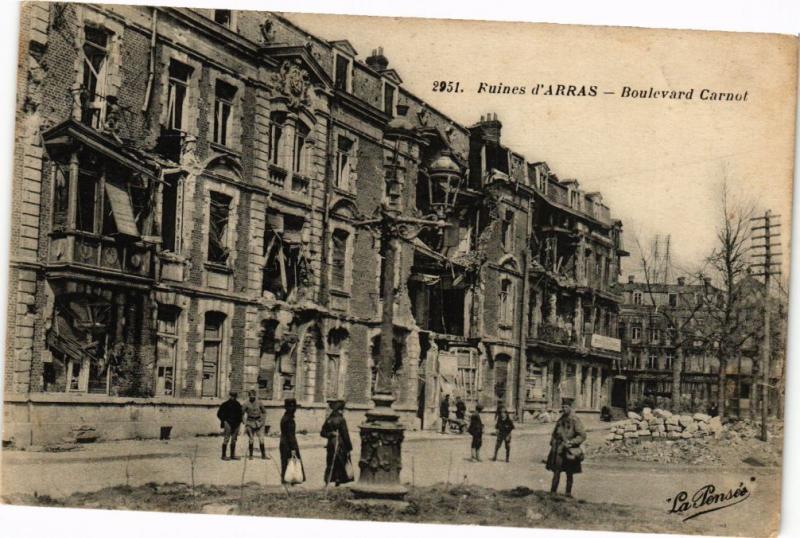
[350, 114, 463, 503]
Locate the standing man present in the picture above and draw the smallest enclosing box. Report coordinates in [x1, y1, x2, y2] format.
[468, 404, 485, 461]
[440, 393, 451, 434]
[217, 390, 243, 461]
[455, 396, 467, 433]
[492, 407, 515, 462]
[546, 398, 586, 497]
[243, 389, 269, 460]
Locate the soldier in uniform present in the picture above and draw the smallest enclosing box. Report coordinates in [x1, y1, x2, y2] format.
[546, 398, 587, 497]
[216, 390, 243, 461]
[243, 389, 269, 460]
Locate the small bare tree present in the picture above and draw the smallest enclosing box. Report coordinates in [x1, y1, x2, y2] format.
[700, 178, 756, 417]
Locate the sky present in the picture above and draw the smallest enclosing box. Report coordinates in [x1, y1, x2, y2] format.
[281, 12, 797, 282]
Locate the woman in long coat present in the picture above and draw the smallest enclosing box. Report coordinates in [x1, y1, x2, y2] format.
[320, 400, 353, 486]
[279, 398, 305, 484]
[546, 398, 586, 497]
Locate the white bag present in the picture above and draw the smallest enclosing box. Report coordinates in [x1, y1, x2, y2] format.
[284, 455, 304, 485]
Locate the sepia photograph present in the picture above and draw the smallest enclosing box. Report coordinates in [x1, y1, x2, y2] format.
[0, 2, 798, 537]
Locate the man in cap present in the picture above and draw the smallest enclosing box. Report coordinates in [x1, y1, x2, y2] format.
[243, 389, 269, 460]
[217, 390, 243, 460]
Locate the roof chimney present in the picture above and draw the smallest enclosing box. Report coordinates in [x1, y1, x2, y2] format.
[677, 276, 686, 286]
[470, 112, 502, 143]
[366, 46, 389, 72]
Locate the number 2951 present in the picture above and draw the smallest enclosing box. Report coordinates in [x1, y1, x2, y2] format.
[432, 81, 462, 93]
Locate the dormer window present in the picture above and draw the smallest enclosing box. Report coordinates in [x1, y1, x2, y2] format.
[334, 52, 352, 92]
[382, 80, 397, 117]
[214, 10, 232, 28]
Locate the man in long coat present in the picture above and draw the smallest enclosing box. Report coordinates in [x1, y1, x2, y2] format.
[320, 399, 353, 486]
[217, 390, 243, 461]
[545, 398, 586, 497]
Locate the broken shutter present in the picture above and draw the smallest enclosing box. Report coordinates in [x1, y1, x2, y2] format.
[104, 180, 140, 238]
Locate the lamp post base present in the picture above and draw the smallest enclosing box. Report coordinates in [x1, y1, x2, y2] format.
[350, 392, 408, 501]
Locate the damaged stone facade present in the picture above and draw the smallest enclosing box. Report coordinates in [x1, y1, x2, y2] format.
[4, 4, 626, 446]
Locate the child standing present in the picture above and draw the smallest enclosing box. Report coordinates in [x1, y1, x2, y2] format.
[468, 404, 485, 461]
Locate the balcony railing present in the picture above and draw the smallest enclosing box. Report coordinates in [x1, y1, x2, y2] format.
[535, 323, 575, 346]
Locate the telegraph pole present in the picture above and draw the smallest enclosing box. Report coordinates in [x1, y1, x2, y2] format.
[750, 210, 781, 442]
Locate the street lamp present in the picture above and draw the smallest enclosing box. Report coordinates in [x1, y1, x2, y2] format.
[350, 116, 463, 504]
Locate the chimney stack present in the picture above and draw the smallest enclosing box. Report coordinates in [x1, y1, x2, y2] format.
[366, 46, 389, 72]
[677, 276, 686, 286]
[470, 112, 502, 143]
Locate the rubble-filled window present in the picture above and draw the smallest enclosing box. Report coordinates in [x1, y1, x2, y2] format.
[263, 213, 308, 300]
[166, 60, 192, 132]
[383, 81, 396, 117]
[330, 229, 349, 292]
[81, 26, 110, 128]
[161, 173, 182, 253]
[155, 306, 179, 396]
[293, 123, 309, 174]
[334, 52, 352, 92]
[202, 312, 225, 397]
[500, 279, 513, 326]
[213, 80, 236, 146]
[335, 136, 353, 190]
[647, 354, 658, 369]
[501, 210, 514, 251]
[268, 112, 285, 165]
[207, 192, 232, 264]
[633, 291, 643, 305]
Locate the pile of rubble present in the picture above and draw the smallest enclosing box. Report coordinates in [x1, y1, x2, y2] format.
[605, 408, 723, 442]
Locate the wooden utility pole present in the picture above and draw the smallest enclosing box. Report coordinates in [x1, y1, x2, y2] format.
[750, 210, 781, 442]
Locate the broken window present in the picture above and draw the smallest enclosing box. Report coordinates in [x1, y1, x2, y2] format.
[293, 123, 309, 174]
[456, 348, 479, 404]
[501, 210, 514, 251]
[166, 60, 192, 132]
[500, 279, 513, 326]
[268, 112, 285, 165]
[155, 306, 179, 396]
[335, 136, 353, 190]
[258, 320, 278, 400]
[326, 329, 348, 400]
[334, 53, 351, 92]
[76, 171, 97, 233]
[214, 9, 232, 27]
[213, 80, 236, 146]
[207, 192, 231, 264]
[263, 212, 308, 300]
[383, 81, 396, 116]
[330, 229, 349, 292]
[161, 173, 182, 253]
[202, 312, 225, 397]
[81, 26, 110, 128]
[631, 324, 642, 342]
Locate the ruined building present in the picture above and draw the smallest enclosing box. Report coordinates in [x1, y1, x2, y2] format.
[4, 4, 625, 446]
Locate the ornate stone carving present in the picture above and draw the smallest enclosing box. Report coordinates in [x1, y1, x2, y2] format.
[271, 59, 312, 110]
